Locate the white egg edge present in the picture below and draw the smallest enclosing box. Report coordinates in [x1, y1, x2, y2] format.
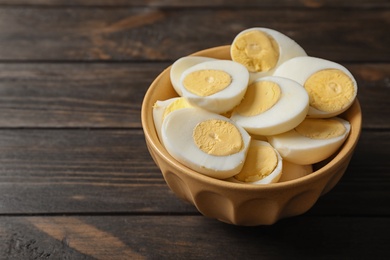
[179, 59, 250, 114]
[161, 107, 251, 179]
[267, 117, 351, 165]
[226, 140, 283, 185]
[273, 56, 358, 118]
[170, 56, 216, 96]
[152, 97, 181, 143]
[230, 76, 309, 136]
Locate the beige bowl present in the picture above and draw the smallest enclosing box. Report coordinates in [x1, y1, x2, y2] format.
[141, 45, 362, 226]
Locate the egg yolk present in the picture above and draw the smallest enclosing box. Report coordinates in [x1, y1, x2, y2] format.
[295, 118, 346, 139]
[183, 69, 232, 97]
[234, 81, 281, 116]
[163, 98, 192, 120]
[304, 69, 355, 112]
[231, 30, 280, 72]
[234, 144, 278, 182]
[193, 119, 243, 156]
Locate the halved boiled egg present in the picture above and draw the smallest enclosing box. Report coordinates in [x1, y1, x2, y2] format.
[273, 56, 358, 118]
[278, 161, 313, 182]
[179, 60, 250, 114]
[230, 76, 309, 136]
[267, 117, 351, 165]
[226, 140, 283, 184]
[230, 27, 307, 82]
[161, 107, 251, 179]
[170, 56, 216, 96]
[153, 97, 193, 142]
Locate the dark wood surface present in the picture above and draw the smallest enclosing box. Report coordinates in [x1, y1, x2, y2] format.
[0, 1, 389, 259]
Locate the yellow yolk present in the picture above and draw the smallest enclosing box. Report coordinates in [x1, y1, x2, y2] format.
[183, 69, 232, 97]
[295, 118, 346, 139]
[231, 30, 280, 72]
[162, 98, 192, 120]
[234, 81, 281, 116]
[193, 119, 243, 156]
[304, 69, 355, 112]
[234, 144, 278, 182]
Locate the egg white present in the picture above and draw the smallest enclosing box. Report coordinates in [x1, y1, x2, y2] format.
[267, 117, 351, 165]
[179, 60, 250, 114]
[231, 27, 307, 82]
[161, 107, 251, 179]
[153, 97, 194, 142]
[273, 56, 358, 118]
[226, 140, 283, 185]
[170, 56, 216, 96]
[230, 76, 309, 136]
[153, 98, 178, 142]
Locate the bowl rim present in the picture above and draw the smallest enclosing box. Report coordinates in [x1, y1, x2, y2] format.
[141, 45, 362, 192]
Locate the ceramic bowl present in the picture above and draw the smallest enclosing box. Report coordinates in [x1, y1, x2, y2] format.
[141, 45, 362, 226]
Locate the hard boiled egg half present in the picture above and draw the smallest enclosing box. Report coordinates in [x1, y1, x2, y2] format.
[267, 117, 351, 165]
[161, 107, 251, 179]
[230, 27, 307, 82]
[226, 140, 283, 184]
[273, 56, 358, 118]
[179, 60, 250, 114]
[230, 76, 309, 136]
[170, 56, 216, 96]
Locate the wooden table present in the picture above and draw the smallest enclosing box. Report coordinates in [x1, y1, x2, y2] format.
[0, 1, 389, 259]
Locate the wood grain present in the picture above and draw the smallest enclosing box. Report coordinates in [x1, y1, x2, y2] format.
[0, 0, 388, 8]
[1, 216, 389, 259]
[0, 62, 164, 128]
[0, 7, 388, 62]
